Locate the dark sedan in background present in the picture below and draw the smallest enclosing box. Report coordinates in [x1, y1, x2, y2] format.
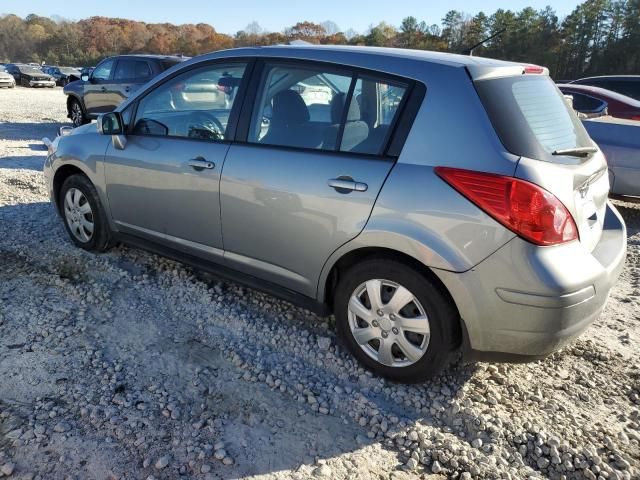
[5, 64, 55, 88]
[44, 66, 81, 86]
[558, 84, 640, 121]
[64, 54, 186, 127]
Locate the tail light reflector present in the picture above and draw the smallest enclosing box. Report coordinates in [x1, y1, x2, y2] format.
[435, 167, 578, 246]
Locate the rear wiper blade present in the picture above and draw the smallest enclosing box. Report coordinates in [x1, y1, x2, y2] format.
[551, 147, 598, 157]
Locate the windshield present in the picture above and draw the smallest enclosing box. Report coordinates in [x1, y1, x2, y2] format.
[19, 66, 44, 75]
[475, 75, 593, 162]
[60, 67, 79, 74]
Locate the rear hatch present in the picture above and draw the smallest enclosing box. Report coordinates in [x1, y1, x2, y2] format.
[474, 70, 608, 252]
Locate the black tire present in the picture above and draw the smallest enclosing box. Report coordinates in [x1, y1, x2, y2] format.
[59, 174, 112, 252]
[69, 98, 88, 127]
[334, 258, 459, 383]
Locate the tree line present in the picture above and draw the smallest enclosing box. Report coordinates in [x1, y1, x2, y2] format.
[0, 0, 638, 80]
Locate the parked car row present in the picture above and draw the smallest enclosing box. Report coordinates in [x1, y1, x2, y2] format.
[0, 63, 91, 88]
[42, 66, 81, 86]
[43, 46, 627, 382]
[3, 63, 56, 88]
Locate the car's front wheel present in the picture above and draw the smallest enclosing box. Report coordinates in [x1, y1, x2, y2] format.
[59, 174, 112, 252]
[69, 99, 88, 127]
[334, 258, 459, 383]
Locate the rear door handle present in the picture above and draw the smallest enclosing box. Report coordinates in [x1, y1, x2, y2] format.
[188, 157, 215, 170]
[328, 178, 368, 192]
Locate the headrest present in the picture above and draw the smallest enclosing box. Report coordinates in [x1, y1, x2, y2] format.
[271, 89, 310, 125]
[330, 92, 361, 123]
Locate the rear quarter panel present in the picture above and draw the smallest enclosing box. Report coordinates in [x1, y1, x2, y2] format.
[317, 66, 518, 300]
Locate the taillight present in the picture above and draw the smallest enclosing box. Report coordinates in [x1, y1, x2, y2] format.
[630, 115, 640, 121]
[435, 167, 578, 246]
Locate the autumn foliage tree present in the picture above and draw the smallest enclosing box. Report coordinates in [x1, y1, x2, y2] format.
[1, 0, 639, 79]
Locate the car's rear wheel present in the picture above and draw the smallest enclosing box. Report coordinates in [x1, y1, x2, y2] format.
[334, 258, 458, 383]
[59, 174, 112, 252]
[69, 99, 88, 127]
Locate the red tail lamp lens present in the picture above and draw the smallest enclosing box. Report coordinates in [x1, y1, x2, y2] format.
[435, 167, 578, 246]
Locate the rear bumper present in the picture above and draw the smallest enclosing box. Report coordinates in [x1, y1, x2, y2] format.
[436, 202, 627, 360]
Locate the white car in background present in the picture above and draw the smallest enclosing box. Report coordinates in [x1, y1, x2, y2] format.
[0, 66, 16, 88]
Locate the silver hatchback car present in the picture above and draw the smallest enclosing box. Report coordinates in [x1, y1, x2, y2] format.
[44, 46, 627, 382]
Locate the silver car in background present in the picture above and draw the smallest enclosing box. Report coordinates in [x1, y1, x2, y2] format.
[43, 46, 626, 382]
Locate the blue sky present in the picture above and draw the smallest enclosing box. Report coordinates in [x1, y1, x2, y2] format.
[2, 0, 583, 34]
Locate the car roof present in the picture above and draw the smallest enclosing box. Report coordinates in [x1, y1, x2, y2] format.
[572, 75, 640, 82]
[190, 45, 545, 81]
[557, 83, 640, 106]
[112, 54, 187, 61]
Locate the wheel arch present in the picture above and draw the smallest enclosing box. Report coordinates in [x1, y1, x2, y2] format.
[321, 245, 460, 317]
[322, 245, 463, 349]
[52, 164, 91, 214]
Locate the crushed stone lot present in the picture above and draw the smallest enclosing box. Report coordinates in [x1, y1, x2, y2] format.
[0, 86, 639, 480]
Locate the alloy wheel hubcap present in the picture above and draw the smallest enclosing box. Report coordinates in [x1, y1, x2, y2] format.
[64, 188, 94, 242]
[347, 279, 430, 368]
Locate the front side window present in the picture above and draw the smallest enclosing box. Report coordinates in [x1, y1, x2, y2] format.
[92, 60, 114, 81]
[132, 62, 247, 141]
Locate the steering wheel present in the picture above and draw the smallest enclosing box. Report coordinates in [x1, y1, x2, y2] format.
[187, 111, 225, 141]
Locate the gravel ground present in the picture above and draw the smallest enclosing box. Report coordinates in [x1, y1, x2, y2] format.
[0, 86, 639, 480]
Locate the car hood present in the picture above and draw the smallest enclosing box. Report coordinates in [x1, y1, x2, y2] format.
[70, 123, 97, 136]
[23, 72, 53, 80]
[64, 80, 84, 95]
[0, 73, 13, 80]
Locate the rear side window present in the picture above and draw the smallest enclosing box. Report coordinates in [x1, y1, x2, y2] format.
[247, 62, 409, 155]
[603, 80, 640, 101]
[475, 75, 592, 161]
[114, 60, 151, 81]
[342, 76, 407, 154]
[570, 93, 606, 112]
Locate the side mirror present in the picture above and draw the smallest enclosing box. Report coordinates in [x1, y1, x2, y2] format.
[81, 74, 89, 82]
[97, 112, 123, 135]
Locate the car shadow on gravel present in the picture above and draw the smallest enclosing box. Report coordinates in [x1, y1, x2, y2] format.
[0, 121, 68, 142]
[0, 155, 45, 171]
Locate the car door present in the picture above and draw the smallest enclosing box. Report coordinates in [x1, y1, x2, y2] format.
[84, 58, 118, 115]
[104, 60, 251, 261]
[220, 60, 413, 297]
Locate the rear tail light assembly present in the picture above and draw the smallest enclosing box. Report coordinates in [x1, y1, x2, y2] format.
[435, 167, 578, 246]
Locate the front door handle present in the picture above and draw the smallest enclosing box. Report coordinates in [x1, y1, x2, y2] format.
[328, 177, 368, 192]
[188, 157, 215, 170]
[100, 86, 106, 91]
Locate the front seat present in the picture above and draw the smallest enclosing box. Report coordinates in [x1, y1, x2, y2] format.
[322, 93, 369, 151]
[261, 90, 322, 148]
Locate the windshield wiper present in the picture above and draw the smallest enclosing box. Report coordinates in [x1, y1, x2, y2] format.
[551, 146, 598, 157]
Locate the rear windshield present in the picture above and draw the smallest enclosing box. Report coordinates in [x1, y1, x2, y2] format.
[475, 75, 592, 162]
